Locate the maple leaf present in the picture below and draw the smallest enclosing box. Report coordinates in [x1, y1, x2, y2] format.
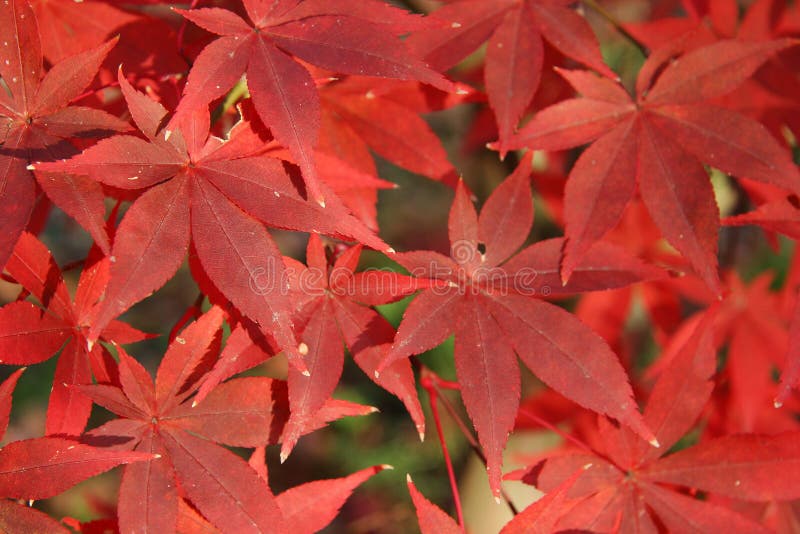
[707, 272, 799, 431]
[523, 309, 800, 532]
[319, 77, 457, 182]
[0, 232, 151, 436]
[378, 153, 665, 495]
[136, 463, 391, 534]
[277, 235, 441, 459]
[32, 0, 187, 84]
[0, 368, 152, 533]
[625, 0, 800, 142]
[36, 71, 389, 373]
[173, 0, 452, 206]
[0, 0, 130, 268]
[81, 306, 280, 533]
[406, 0, 616, 154]
[81, 305, 376, 533]
[503, 38, 800, 295]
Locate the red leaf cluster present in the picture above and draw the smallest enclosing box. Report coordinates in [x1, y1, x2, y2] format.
[0, 0, 799, 532]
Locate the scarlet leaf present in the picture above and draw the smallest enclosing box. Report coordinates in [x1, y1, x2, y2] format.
[175, 1, 451, 205]
[637, 119, 721, 294]
[484, 293, 655, 446]
[561, 120, 638, 281]
[170, 377, 280, 448]
[407, 476, 462, 534]
[477, 152, 534, 267]
[276, 465, 388, 533]
[485, 6, 543, 155]
[645, 38, 798, 105]
[641, 432, 800, 501]
[4, 232, 72, 317]
[45, 338, 93, 436]
[118, 433, 177, 534]
[0, 301, 70, 365]
[0, 1, 126, 265]
[384, 158, 656, 496]
[504, 38, 800, 294]
[0, 500, 70, 534]
[639, 482, 772, 533]
[88, 176, 191, 341]
[0, 368, 24, 441]
[190, 178, 304, 372]
[0, 437, 153, 499]
[407, 0, 613, 148]
[160, 429, 286, 534]
[155, 306, 225, 413]
[500, 467, 585, 534]
[31, 38, 118, 116]
[282, 300, 343, 459]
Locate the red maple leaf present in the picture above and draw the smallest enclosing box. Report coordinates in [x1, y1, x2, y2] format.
[0, 368, 152, 533]
[319, 77, 458, 182]
[625, 0, 800, 144]
[81, 305, 377, 533]
[31, 0, 187, 88]
[378, 153, 665, 495]
[121, 461, 391, 534]
[0, 232, 151, 436]
[0, 0, 129, 267]
[173, 0, 452, 206]
[277, 235, 443, 458]
[503, 38, 800, 294]
[406, 0, 616, 154]
[36, 71, 389, 373]
[521, 310, 800, 532]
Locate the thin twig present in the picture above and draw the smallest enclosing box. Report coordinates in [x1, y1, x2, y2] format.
[425, 383, 466, 529]
[423, 369, 520, 515]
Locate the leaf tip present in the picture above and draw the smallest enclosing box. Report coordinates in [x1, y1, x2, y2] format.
[298, 342, 309, 356]
[649, 437, 661, 448]
[774, 399, 784, 409]
[26, 164, 35, 171]
[380, 464, 394, 471]
[280, 450, 289, 464]
[582, 463, 593, 470]
[153, 453, 162, 459]
[406, 473, 413, 484]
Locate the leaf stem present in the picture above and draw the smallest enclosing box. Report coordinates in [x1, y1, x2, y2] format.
[422, 368, 519, 516]
[424, 379, 466, 528]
